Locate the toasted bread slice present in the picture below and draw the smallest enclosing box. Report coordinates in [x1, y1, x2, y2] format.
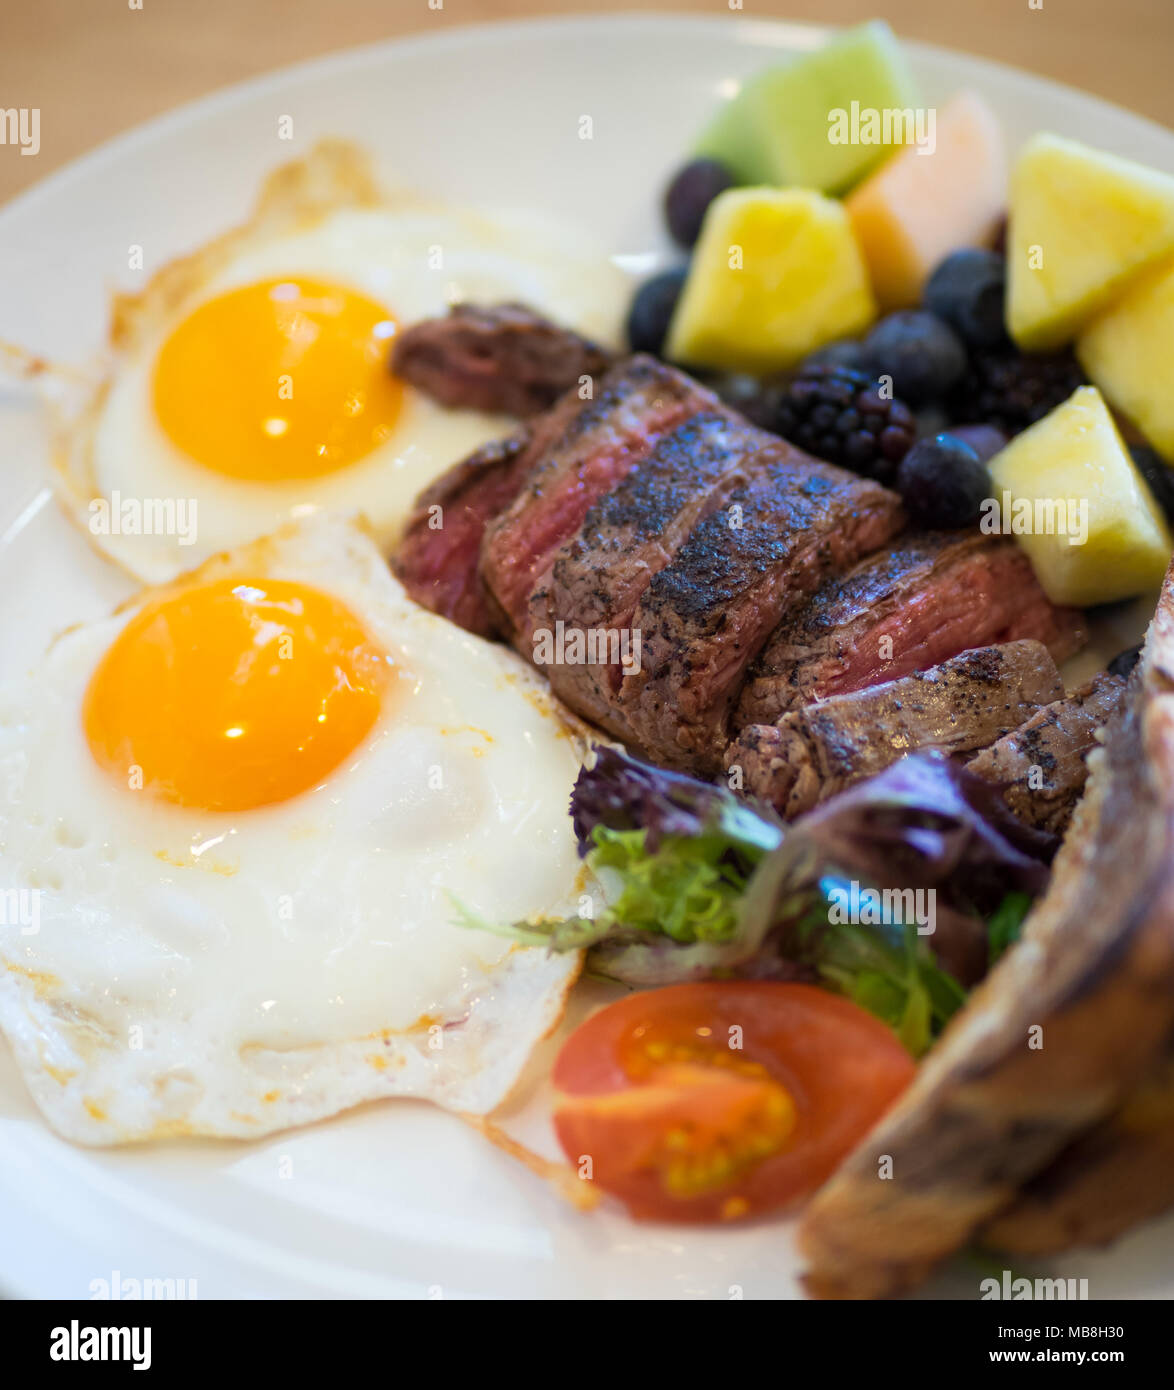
[980, 1034, 1174, 1254]
[797, 560, 1174, 1299]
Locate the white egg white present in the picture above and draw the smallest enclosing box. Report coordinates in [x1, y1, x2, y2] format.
[0, 515, 592, 1145]
[53, 140, 630, 583]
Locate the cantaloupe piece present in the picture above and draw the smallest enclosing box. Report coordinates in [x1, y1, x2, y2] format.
[845, 91, 1006, 310]
[987, 385, 1172, 605]
[665, 187, 877, 374]
[1077, 256, 1174, 462]
[694, 21, 921, 194]
[1007, 134, 1174, 350]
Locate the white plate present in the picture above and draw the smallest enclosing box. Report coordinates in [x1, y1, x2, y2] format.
[2, 14, 1173, 1300]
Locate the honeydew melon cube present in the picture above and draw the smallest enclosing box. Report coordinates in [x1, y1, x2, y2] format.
[987, 386, 1172, 606]
[1007, 134, 1174, 350]
[665, 187, 877, 374]
[1077, 257, 1174, 462]
[846, 91, 1006, 310]
[695, 21, 921, 194]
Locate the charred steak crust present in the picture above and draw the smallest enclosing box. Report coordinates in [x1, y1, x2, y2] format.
[736, 532, 1087, 728]
[481, 355, 720, 639]
[534, 410, 777, 736]
[965, 672, 1125, 835]
[618, 445, 905, 772]
[798, 566, 1174, 1299]
[390, 302, 616, 418]
[727, 641, 1064, 819]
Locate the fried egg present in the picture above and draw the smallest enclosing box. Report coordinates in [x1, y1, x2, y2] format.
[51, 140, 628, 583]
[0, 515, 592, 1145]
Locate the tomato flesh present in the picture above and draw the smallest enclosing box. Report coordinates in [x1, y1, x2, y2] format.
[553, 982, 915, 1223]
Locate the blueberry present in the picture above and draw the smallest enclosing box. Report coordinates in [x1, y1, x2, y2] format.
[924, 248, 1009, 349]
[626, 268, 688, 356]
[664, 158, 735, 248]
[800, 339, 870, 372]
[1108, 644, 1142, 679]
[863, 311, 967, 405]
[895, 433, 990, 528]
[1129, 443, 1174, 525]
[945, 422, 1009, 464]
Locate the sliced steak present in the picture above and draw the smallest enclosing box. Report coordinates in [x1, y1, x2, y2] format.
[965, 672, 1125, 835]
[727, 641, 1064, 820]
[482, 355, 719, 639]
[393, 432, 531, 636]
[618, 445, 905, 772]
[392, 378, 593, 635]
[391, 302, 615, 418]
[736, 532, 1088, 729]
[798, 565, 1174, 1299]
[533, 410, 775, 735]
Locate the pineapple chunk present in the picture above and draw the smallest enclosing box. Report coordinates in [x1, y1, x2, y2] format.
[1078, 256, 1174, 462]
[987, 386, 1172, 606]
[1007, 134, 1174, 350]
[665, 188, 876, 374]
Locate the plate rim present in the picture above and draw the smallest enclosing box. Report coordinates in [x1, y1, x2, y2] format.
[3, 8, 1174, 1302]
[3, 11, 1173, 231]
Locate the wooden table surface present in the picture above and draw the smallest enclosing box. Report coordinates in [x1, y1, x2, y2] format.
[1, 0, 1171, 208]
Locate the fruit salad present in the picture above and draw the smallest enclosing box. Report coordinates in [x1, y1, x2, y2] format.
[628, 20, 1174, 608]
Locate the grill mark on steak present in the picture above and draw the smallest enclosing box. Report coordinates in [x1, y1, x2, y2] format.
[390, 302, 615, 418]
[619, 443, 905, 772]
[736, 532, 1088, 728]
[964, 672, 1125, 834]
[481, 355, 719, 638]
[533, 410, 775, 735]
[727, 641, 1065, 819]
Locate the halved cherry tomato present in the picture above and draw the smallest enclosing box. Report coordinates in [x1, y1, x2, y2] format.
[553, 982, 915, 1223]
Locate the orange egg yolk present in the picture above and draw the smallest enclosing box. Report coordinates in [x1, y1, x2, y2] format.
[83, 577, 390, 812]
[151, 277, 403, 481]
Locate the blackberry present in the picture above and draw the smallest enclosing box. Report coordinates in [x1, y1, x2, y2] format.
[771, 364, 917, 484]
[946, 347, 1086, 436]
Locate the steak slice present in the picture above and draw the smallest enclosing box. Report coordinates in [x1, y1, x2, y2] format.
[392, 375, 593, 635]
[393, 431, 531, 636]
[482, 355, 719, 639]
[736, 532, 1088, 729]
[798, 563, 1174, 1299]
[618, 445, 905, 773]
[533, 410, 775, 735]
[391, 302, 615, 418]
[965, 672, 1125, 835]
[727, 641, 1064, 819]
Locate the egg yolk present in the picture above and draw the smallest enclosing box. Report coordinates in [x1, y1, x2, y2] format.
[83, 577, 390, 812]
[152, 278, 403, 481]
